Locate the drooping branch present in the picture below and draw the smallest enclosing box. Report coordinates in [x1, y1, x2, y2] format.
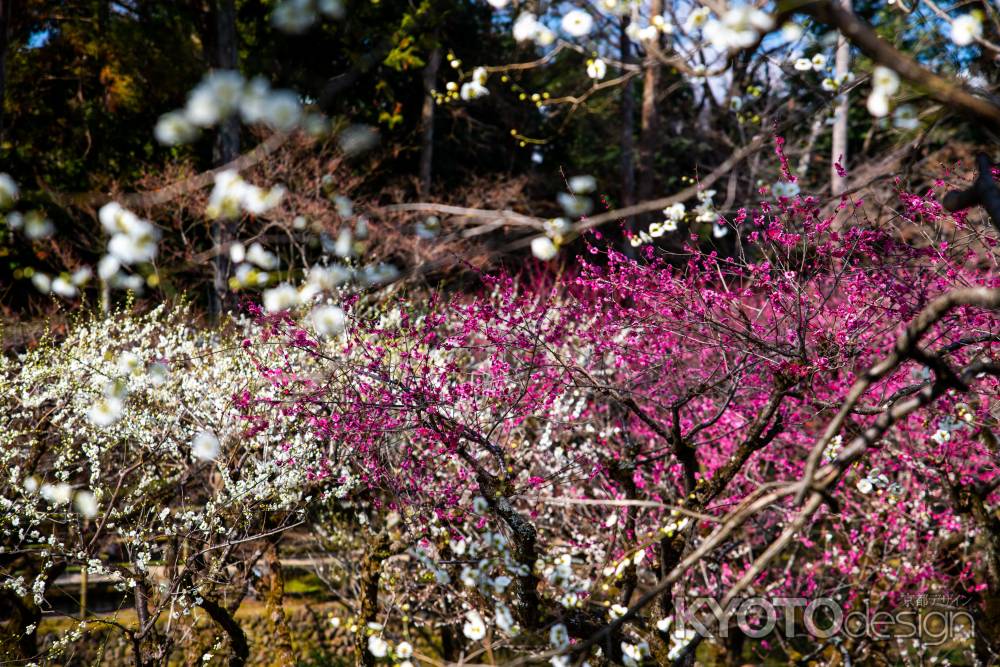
[797, 287, 1000, 503]
[564, 288, 1000, 662]
[198, 596, 250, 667]
[794, 0, 1000, 125]
[942, 152, 1000, 232]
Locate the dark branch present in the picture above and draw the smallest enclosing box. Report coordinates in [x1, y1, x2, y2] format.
[943, 153, 1000, 233]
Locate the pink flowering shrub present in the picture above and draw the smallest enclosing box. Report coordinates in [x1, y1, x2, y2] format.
[244, 172, 1000, 664]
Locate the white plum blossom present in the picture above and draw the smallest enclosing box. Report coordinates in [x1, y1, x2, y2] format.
[893, 104, 919, 130]
[561, 10, 594, 37]
[23, 212, 54, 240]
[185, 84, 223, 127]
[109, 231, 158, 265]
[88, 396, 123, 426]
[98, 255, 121, 281]
[866, 66, 900, 118]
[395, 641, 413, 658]
[207, 170, 283, 219]
[40, 483, 73, 506]
[229, 241, 246, 264]
[513, 13, 540, 42]
[557, 192, 593, 217]
[664, 202, 686, 222]
[157, 69, 314, 143]
[73, 490, 98, 518]
[100, 203, 159, 265]
[246, 242, 279, 270]
[531, 236, 559, 261]
[263, 90, 303, 130]
[367, 635, 388, 658]
[71, 266, 93, 286]
[872, 66, 900, 95]
[310, 305, 346, 338]
[153, 111, 198, 146]
[794, 58, 812, 71]
[772, 181, 801, 199]
[781, 22, 804, 41]
[609, 603, 628, 619]
[950, 13, 982, 46]
[460, 81, 489, 101]
[338, 124, 380, 155]
[536, 25, 556, 46]
[495, 603, 517, 634]
[0, 172, 19, 209]
[666, 629, 695, 661]
[549, 623, 570, 649]
[685, 7, 711, 31]
[205, 70, 244, 116]
[568, 175, 596, 194]
[622, 640, 651, 667]
[51, 276, 77, 298]
[272, 0, 316, 33]
[866, 90, 890, 117]
[704, 6, 773, 50]
[191, 430, 221, 461]
[586, 58, 607, 80]
[240, 76, 273, 124]
[636, 24, 659, 42]
[463, 610, 487, 640]
[263, 283, 300, 312]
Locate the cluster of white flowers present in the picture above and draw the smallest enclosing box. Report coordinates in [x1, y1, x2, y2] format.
[460, 67, 490, 102]
[625, 14, 673, 43]
[271, 0, 345, 33]
[155, 70, 317, 145]
[91, 201, 161, 293]
[621, 639, 651, 667]
[100, 202, 159, 265]
[772, 180, 801, 199]
[856, 467, 890, 494]
[6, 210, 54, 241]
[950, 12, 983, 46]
[0, 172, 18, 210]
[629, 201, 687, 247]
[530, 176, 593, 260]
[866, 65, 900, 118]
[793, 53, 828, 73]
[822, 434, 843, 463]
[1, 174, 56, 244]
[537, 553, 589, 608]
[586, 58, 607, 80]
[0, 305, 353, 637]
[513, 13, 557, 46]
[206, 169, 286, 220]
[703, 6, 773, 51]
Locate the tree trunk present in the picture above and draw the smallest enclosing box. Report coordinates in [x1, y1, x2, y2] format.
[354, 531, 390, 667]
[0, 0, 14, 141]
[418, 47, 442, 198]
[264, 541, 296, 664]
[620, 17, 637, 257]
[210, 0, 240, 319]
[830, 0, 851, 196]
[636, 0, 663, 218]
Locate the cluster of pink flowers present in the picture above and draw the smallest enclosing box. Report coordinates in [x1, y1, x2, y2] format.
[244, 167, 1000, 662]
